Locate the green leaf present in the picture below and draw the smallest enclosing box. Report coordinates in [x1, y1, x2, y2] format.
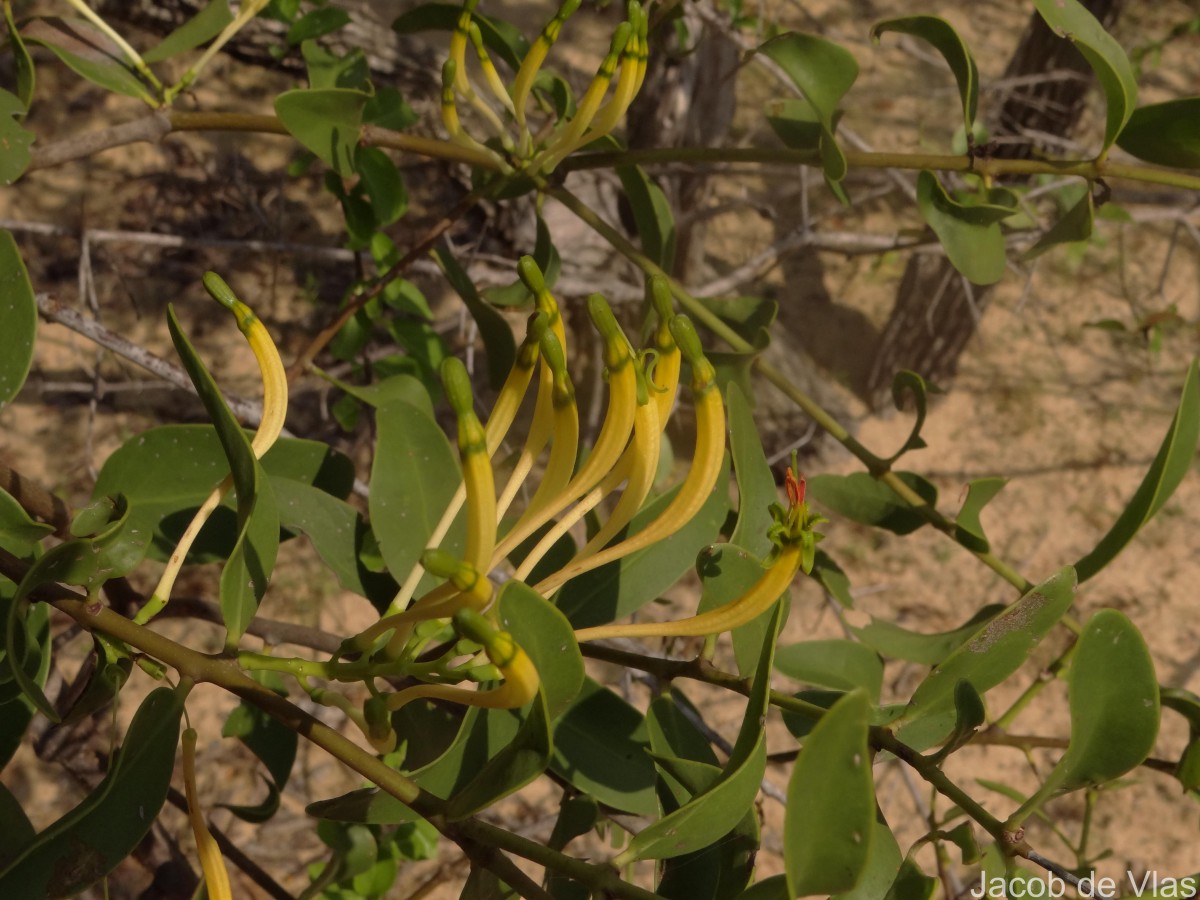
[0, 231, 36, 403]
[812, 550, 854, 609]
[302, 41, 369, 90]
[765, 97, 823, 152]
[168, 307, 279, 647]
[927, 680, 986, 764]
[832, 815, 903, 900]
[758, 32, 859, 189]
[1116, 97, 1200, 168]
[1075, 359, 1200, 582]
[727, 382, 777, 562]
[0, 590, 50, 758]
[550, 678, 658, 816]
[808, 471, 938, 536]
[274, 87, 370, 176]
[3, 5, 34, 110]
[287, 6, 350, 44]
[1034, 0, 1137, 154]
[785, 689, 875, 896]
[432, 240, 516, 390]
[93, 426, 349, 562]
[142, 0, 233, 63]
[483, 212, 562, 308]
[27, 21, 154, 103]
[445, 689, 552, 821]
[364, 87, 419, 131]
[391, 4, 528, 70]
[0, 489, 53, 557]
[849, 605, 1005, 665]
[886, 371, 932, 463]
[916, 171, 1007, 285]
[953, 477, 1007, 553]
[647, 692, 720, 769]
[696, 543, 777, 677]
[556, 455, 730, 628]
[0, 783, 33, 868]
[871, 16, 978, 134]
[1012, 610, 1158, 822]
[884, 858, 937, 900]
[355, 146, 408, 226]
[369, 397, 462, 583]
[272, 478, 398, 610]
[617, 603, 783, 863]
[497, 581, 584, 720]
[616, 165, 677, 272]
[221, 678, 297, 822]
[1023, 190, 1094, 260]
[897, 567, 1077, 750]
[0, 686, 183, 896]
[775, 640, 884, 704]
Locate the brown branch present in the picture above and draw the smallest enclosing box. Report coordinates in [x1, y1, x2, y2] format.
[26, 111, 173, 172]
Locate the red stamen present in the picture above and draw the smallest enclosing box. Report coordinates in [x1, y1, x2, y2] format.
[785, 469, 805, 507]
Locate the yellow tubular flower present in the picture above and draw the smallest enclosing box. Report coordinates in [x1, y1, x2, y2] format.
[492, 294, 638, 567]
[448, 0, 477, 95]
[376, 550, 494, 657]
[533, 315, 725, 595]
[575, 2, 644, 147]
[442, 357, 496, 574]
[494, 261, 566, 521]
[575, 543, 802, 642]
[386, 609, 539, 713]
[648, 276, 681, 428]
[136, 273, 287, 626]
[183, 728, 233, 900]
[510, 0, 582, 136]
[538, 22, 631, 172]
[631, 1, 649, 98]
[386, 314, 544, 615]
[469, 22, 516, 115]
[513, 359, 659, 582]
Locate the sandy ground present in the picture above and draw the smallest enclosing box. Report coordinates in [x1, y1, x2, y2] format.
[1, 1, 1199, 897]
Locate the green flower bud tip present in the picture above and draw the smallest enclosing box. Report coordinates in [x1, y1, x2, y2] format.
[518, 312, 548, 366]
[517, 255, 546, 294]
[452, 608, 495, 647]
[608, 22, 632, 57]
[442, 58, 457, 86]
[440, 357, 475, 417]
[669, 315, 716, 386]
[538, 325, 568, 376]
[468, 21, 485, 48]
[202, 272, 239, 312]
[562, 0, 582, 18]
[421, 548, 461, 580]
[649, 275, 675, 328]
[628, 1, 644, 31]
[587, 293, 630, 368]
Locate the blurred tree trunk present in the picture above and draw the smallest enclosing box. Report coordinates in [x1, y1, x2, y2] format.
[861, 0, 1122, 407]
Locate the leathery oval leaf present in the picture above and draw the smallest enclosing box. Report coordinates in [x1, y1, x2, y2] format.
[0, 686, 183, 896]
[774, 640, 884, 704]
[550, 678, 658, 816]
[785, 688, 874, 897]
[1074, 359, 1199, 582]
[727, 382, 778, 563]
[444, 688, 552, 821]
[0, 231, 36, 406]
[615, 602, 784, 864]
[871, 16, 978, 134]
[274, 87, 370, 176]
[915, 171, 1006, 285]
[370, 397, 463, 583]
[897, 567, 1077, 750]
[497, 581, 583, 720]
[1116, 97, 1200, 168]
[1033, 0, 1136, 153]
[1050, 610, 1160, 793]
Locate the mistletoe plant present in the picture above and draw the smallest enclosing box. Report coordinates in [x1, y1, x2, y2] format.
[0, 0, 1199, 898]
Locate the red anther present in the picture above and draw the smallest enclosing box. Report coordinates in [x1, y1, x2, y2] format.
[785, 469, 805, 507]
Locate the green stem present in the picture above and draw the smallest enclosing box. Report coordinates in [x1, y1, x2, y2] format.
[993, 641, 1077, 730]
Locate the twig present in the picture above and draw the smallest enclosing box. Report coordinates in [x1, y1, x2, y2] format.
[36, 293, 266, 426]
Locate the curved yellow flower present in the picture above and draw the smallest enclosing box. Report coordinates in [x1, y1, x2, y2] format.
[386, 610, 539, 713]
[183, 728, 233, 900]
[136, 273, 287, 626]
[574, 543, 802, 642]
[510, 0, 581, 139]
[647, 275, 681, 428]
[493, 294, 638, 567]
[533, 315, 723, 595]
[441, 357, 496, 574]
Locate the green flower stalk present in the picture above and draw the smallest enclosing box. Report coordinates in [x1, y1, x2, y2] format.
[385, 610, 539, 713]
